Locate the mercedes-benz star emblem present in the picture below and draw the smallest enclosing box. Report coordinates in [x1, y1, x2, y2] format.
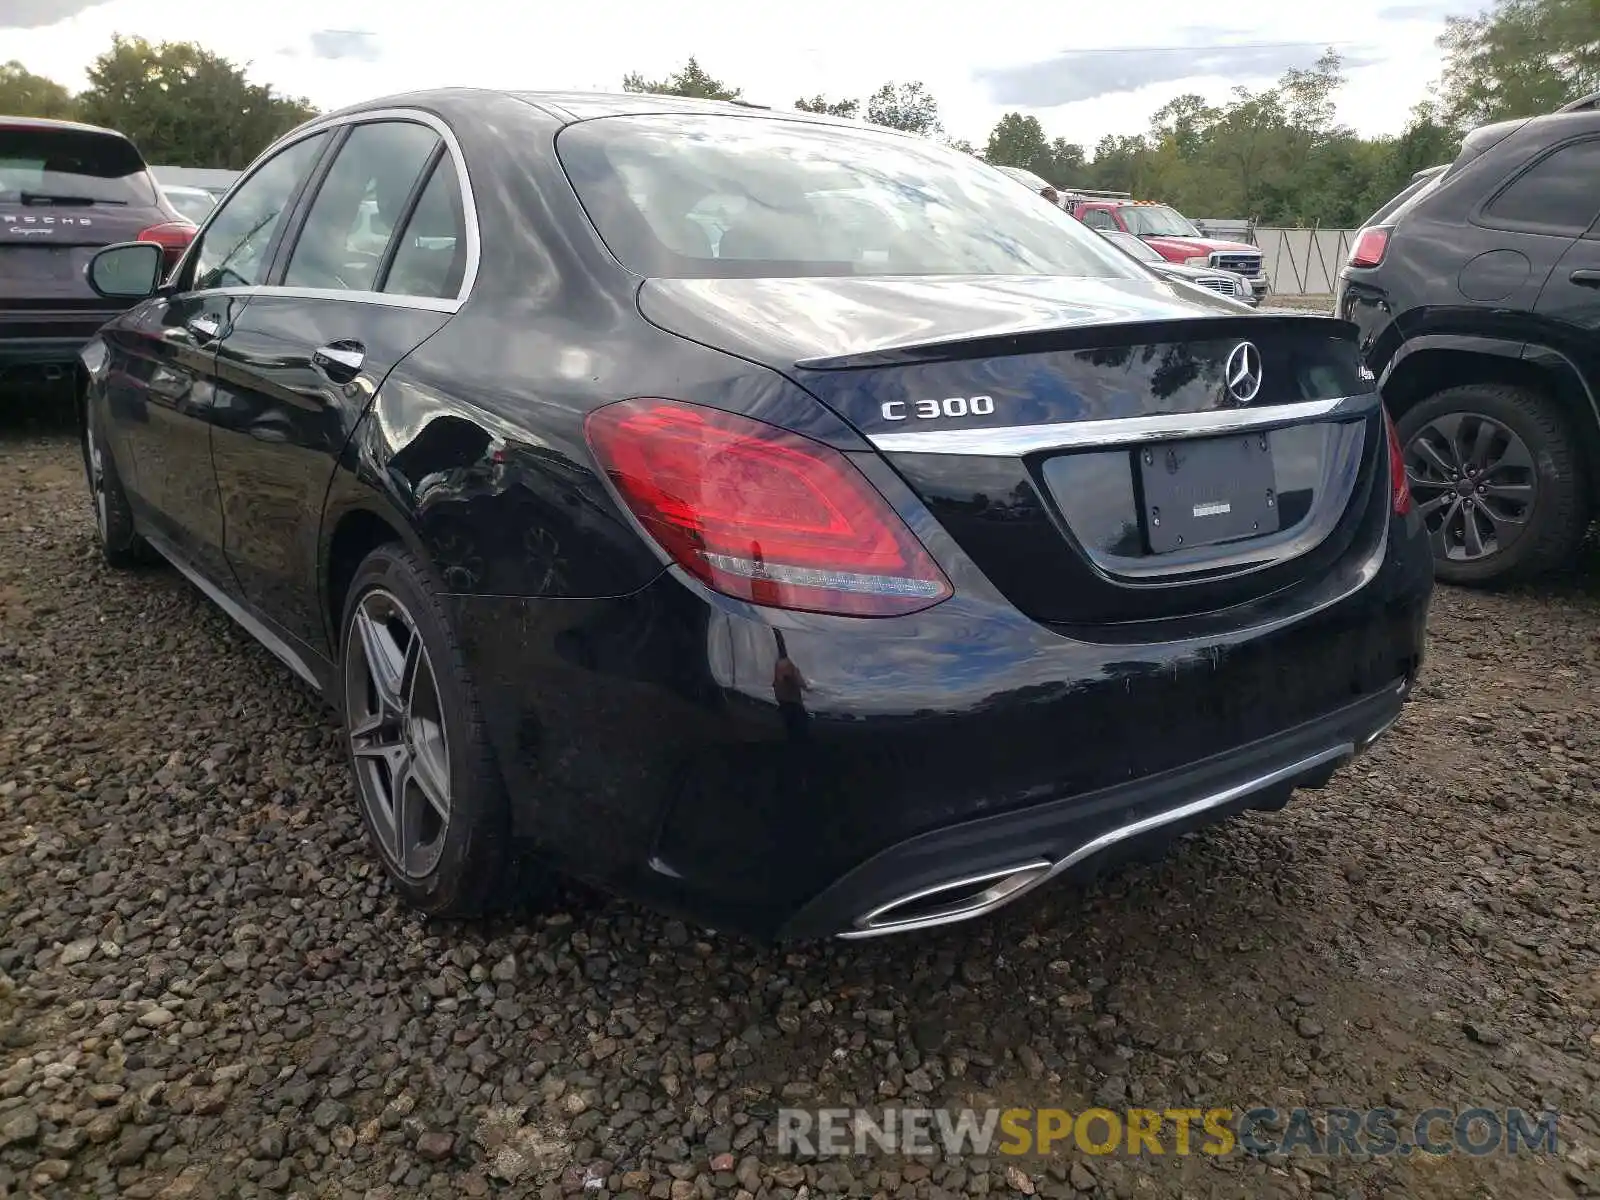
[1224, 341, 1263, 404]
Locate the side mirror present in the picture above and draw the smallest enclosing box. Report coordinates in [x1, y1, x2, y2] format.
[87, 242, 166, 300]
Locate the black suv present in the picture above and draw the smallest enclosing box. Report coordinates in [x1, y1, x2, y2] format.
[2, 116, 193, 389]
[1337, 93, 1600, 584]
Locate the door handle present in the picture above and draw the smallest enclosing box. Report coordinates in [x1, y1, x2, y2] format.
[1571, 269, 1600, 288]
[187, 314, 222, 342]
[312, 342, 365, 381]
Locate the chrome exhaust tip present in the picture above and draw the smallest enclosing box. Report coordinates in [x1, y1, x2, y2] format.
[839, 861, 1053, 939]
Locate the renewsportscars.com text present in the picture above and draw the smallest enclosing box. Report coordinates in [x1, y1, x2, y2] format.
[777, 1106, 1561, 1158]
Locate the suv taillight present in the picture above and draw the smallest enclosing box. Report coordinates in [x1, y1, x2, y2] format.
[1383, 406, 1412, 516]
[138, 221, 196, 267]
[1349, 227, 1390, 269]
[585, 398, 952, 617]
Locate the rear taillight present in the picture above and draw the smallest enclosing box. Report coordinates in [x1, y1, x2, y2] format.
[137, 221, 196, 268]
[1383, 406, 1412, 515]
[1349, 227, 1390, 269]
[585, 398, 953, 617]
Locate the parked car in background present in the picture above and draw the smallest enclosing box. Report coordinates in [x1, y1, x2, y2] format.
[2, 116, 194, 386]
[992, 167, 1131, 213]
[1097, 228, 1258, 305]
[994, 164, 1057, 195]
[161, 184, 216, 225]
[1337, 92, 1600, 584]
[1072, 199, 1271, 303]
[77, 90, 1430, 938]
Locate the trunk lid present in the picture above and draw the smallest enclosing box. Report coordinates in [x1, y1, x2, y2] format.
[640, 274, 1386, 626]
[1, 121, 172, 307]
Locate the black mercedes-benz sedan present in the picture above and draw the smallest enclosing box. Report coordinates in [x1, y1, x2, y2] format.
[76, 90, 1433, 939]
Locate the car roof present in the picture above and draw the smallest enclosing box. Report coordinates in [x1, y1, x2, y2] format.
[521, 91, 891, 133]
[0, 114, 132, 140]
[310, 87, 880, 134]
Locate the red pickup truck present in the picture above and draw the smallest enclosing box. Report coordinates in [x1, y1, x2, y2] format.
[1066, 198, 1270, 302]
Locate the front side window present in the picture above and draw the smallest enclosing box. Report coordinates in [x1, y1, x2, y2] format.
[1119, 205, 1201, 237]
[190, 133, 328, 291]
[558, 114, 1138, 280]
[284, 121, 441, 292]
[1080, 208, 1120, 231]
[1483, 139, 1600, 235]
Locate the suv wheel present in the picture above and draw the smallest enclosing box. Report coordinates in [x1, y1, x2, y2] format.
[338, 543, 534, 917]
[1398, 383, 1589, 585]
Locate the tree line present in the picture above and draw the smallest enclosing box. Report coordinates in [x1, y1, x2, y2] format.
[621, 0, 1594, 228]
[3, 0, 1594, 224]
[0, 37, 317, 169]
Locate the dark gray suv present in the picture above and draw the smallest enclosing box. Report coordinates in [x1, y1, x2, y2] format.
[1337, 93, 1600, 584]
[2, 116, 193, 387]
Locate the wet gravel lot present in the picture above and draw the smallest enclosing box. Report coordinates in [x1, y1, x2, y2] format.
[2, 411, 1599, 1200]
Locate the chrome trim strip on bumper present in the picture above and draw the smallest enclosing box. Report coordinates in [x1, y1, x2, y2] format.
[838, 741, 1354, 939]
[869, 394, 1374, 456]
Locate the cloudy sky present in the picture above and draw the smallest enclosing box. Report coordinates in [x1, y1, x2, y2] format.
[1, 0, 1483, 147]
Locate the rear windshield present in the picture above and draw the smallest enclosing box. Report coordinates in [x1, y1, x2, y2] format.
[1363, 171, 1442, 227]
[0, 126, 156, 206]
[164, 188, 216, 224]
[1102, 230, 1163, 262]
[557, 114, 1138, 280]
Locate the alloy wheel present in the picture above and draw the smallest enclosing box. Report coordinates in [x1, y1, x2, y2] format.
[85, 410, 108, 543]
[344, 588, 453, 880]
[1404, 412, 1535, 562]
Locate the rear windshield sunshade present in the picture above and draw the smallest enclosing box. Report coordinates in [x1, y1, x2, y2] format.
[0, 126, 156, 206]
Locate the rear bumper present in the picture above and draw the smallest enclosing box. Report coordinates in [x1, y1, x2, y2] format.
[0, 309, 123, 368]
[450, 502, 1433, 940]
[0, 337, 91, 370]
[782, 680, 1405, 939]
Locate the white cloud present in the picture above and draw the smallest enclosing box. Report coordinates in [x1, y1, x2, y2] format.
[0, 0, 1454, 150]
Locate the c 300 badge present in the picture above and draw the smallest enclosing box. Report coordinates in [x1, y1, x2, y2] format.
[881, 395, 995, 421]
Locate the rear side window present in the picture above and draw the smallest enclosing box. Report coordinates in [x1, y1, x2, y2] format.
[1482, 139, 1600, 234]
[557, 114, 1136, 280]
[384, 155, 468, 299]
[0, 126, 156, 206]
[283, 120, 440, 293]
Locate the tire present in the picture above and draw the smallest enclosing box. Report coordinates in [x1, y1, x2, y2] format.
[81, 397, 157, 569]
[1397, 383, 1590, 586]
[338, 543, 529, 917]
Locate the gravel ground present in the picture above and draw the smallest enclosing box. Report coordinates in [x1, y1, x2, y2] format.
[2, 408, 1599, 1200]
